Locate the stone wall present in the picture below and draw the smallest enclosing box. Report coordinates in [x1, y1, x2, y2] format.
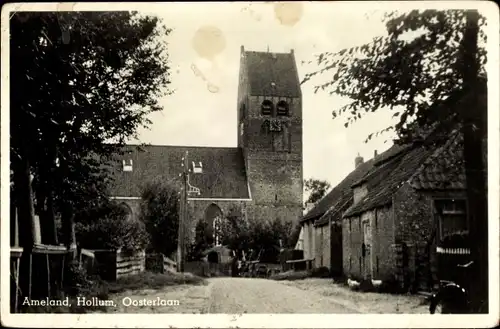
[392, 183, 466, 291]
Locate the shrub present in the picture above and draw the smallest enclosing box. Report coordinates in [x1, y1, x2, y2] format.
[22, 261, 110, 313]
[140, 180, 180, 256]
[75, 202, 149, 252]
[106, 271, 206, 294]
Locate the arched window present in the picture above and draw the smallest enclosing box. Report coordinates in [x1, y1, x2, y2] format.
[213, 215, 222, 246]
[261, 100, 273, 116]
[119, 202, 133, 221]
[205, 203, 223, 246]
[277, 100, 289, 116]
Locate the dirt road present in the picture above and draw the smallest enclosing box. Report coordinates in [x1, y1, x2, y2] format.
[104, 277, 426, 314]
[206, 278, 359, 313]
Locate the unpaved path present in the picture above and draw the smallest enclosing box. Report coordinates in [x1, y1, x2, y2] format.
[102, 277, 427, 314]
[105, 283, 211, 313]
[206, 278, 359, 313]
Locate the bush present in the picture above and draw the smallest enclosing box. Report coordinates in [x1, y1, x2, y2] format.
[75, 203, 149, 252]
[106, 271, 206, 294]
[22, 261, 110, 313]
[140, 180, 180, 256]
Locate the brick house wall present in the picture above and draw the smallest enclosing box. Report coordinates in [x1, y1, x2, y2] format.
[392, 183, 466, 290]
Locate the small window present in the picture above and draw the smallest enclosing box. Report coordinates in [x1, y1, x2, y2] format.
[349, 219, 352, 232]
[277, 100, 289, 116]
[376, 256, 379, 274]
[261, 100, 273, 116]
[122, 159, 133, 172]
[349, 257, 352, 270]
[192, 161, 203, 174]
[435, 199, 468, 241]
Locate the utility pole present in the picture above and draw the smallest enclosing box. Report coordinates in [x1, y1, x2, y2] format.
[177, 151, 202, 273]
[177, 151, 189, 273]
[460, 9, 488, 313]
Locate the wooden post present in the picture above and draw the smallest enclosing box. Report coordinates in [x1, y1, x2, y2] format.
[177, 151, 189, 273]
[459, 9, 488, 313]
[29, 254, 32, 299]
[46, 254, 51, 297]
[15, 258, 20, 312]
[61, 253, 66, 291]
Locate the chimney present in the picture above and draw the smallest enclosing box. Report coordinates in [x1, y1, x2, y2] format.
[241, 45, 244, 53]
[374, 150, 378, 158]
[355, 153, 364, 168]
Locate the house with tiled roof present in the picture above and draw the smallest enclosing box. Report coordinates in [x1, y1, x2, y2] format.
[106, 46, 303, 251]
[298, 154, 375, 275]
[343, 130, 466, 292]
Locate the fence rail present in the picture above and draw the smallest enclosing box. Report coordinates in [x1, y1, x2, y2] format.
[89, 249, 145, 281]
[436, 247, 470, 255]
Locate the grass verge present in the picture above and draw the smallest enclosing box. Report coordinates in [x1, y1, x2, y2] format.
[22, 271, 206, 313]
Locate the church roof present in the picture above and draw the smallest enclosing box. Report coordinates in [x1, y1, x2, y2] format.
[243, 50, 301, 98]
[106, 145, 251, 200]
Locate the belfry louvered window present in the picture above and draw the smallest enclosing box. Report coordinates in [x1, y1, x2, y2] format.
[277, 100, 289, 116]
[261, 100, 273, 116]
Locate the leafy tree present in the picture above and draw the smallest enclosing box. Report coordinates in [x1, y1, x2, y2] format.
[302, 9, 487, 312]
[74, 201, 149, 252]
[140, 180, 180, 257]
[219, 207, 251, 252]
[304, 178, 331, 208]
[10, 11, 172, 255]
[187, 219, 214, 261]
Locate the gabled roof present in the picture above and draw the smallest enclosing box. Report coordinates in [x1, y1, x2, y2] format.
[343, 131, 466, 218]
[106, 145, 250, 199]
[301, 158, 375, 224]
[409, 131, 465, 190]
[243, 49, 301, 98]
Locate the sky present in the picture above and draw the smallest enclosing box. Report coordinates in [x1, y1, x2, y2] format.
[133, 2, 400, 189]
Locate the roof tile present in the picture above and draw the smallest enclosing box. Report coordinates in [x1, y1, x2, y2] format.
[107, 145, 250, 199]
[244, 50, 301, 97]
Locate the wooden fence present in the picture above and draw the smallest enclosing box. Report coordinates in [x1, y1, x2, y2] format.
[145, 253, 177, 274]
[85, 249, 145, 281]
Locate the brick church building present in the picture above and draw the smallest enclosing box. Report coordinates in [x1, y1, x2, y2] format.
[107, 46, 303, 246]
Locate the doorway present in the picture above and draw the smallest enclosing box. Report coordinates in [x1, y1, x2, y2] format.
[362, 219, 373, 280]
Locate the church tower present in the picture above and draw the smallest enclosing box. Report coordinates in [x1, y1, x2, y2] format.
[237, 46, 303, 224]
